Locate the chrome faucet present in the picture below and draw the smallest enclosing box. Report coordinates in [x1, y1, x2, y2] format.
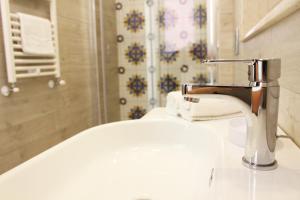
[182, 59, 281, 170]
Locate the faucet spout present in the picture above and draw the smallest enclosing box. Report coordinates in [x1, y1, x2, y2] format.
[182, 59, 281, 170]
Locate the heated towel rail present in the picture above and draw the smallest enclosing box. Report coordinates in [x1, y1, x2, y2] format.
[0, 0, 65, 96]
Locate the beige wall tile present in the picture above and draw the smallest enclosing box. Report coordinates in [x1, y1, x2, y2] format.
[290, 92, 300, 146]
[0, 0, 99, 174]
[217, 0, 235, 84]
[278, 87, 294, 137]
[235, 0, 300, 146]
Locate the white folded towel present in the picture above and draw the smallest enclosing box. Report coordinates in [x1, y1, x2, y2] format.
[179, 94, 243, 121]
[18, 13, 55, 56]
[166, 91, 183, 116]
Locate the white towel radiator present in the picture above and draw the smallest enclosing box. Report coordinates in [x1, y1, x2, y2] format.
[0, 0, 65, 96]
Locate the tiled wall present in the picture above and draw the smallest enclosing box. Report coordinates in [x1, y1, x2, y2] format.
[0, 0, 99, 174]
[116, 0, 210, 121]
[116, 0, 149, 120]
[157, 0, 210, 106]
[235, 0, 300, 147]
[216, 0, 235, 84]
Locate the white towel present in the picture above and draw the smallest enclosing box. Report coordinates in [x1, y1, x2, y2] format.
[18, 13, 55, 56]
[166, 91, 183, 116]
[179, 94, 243, 121]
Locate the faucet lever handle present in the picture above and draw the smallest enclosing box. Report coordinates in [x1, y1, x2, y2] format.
[204, 59, 281, 84]
[203, 59, 255, 64]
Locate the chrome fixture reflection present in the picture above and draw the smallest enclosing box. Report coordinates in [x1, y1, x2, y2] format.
[182, 59, 281, 170]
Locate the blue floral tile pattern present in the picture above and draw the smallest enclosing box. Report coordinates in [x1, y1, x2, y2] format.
[125, 43, 146, 65]
[189, 40, 207, 62]
[117, 0, 208, 121]
[158, 74, 179, 94]
[127, 75, 147, 97]
[128, 106, 147, 119]
[192, 73, 207, 84]
[124, 10, 145, 33]
[158, 9, 178, 29]
[193, 4, 207, 29]
[160, 44, 179, 64]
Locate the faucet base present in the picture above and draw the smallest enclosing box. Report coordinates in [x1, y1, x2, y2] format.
[242, 157, 278, 171]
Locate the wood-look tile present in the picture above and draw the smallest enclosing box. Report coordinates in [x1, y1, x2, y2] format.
[0, 0, 99, 174]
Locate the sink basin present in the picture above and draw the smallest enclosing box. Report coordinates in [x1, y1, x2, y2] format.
[0, 119, 221, 200]
[145, 108, 300, 200]
[1, 108, 300, 200]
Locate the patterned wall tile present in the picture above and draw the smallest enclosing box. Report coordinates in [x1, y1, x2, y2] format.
[189, 40, 207, 63]
[158, 8, 178, 29]
[115, 2, 123, 11]
[125, 43, 147, 65]
[158, 74, 180, 94]
[128, 106, 147, 120]
[193, 4, 207, 29]
[117, 1, 146, 38]
[127, 74, 147, 97]
[159, 43, 180, 64]
[180, 64, 189, 73]
[119, 97, 127, 105]
[192, 73, 208, 83]
[116, 0, 149, 121]
[117, 0, 209, 119]
[124, 10, 145, 33]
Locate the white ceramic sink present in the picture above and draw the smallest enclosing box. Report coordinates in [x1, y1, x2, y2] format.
[144, 108, 300, 200]
[0, 119, 221, 200]
[0, 108, 300, 200]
